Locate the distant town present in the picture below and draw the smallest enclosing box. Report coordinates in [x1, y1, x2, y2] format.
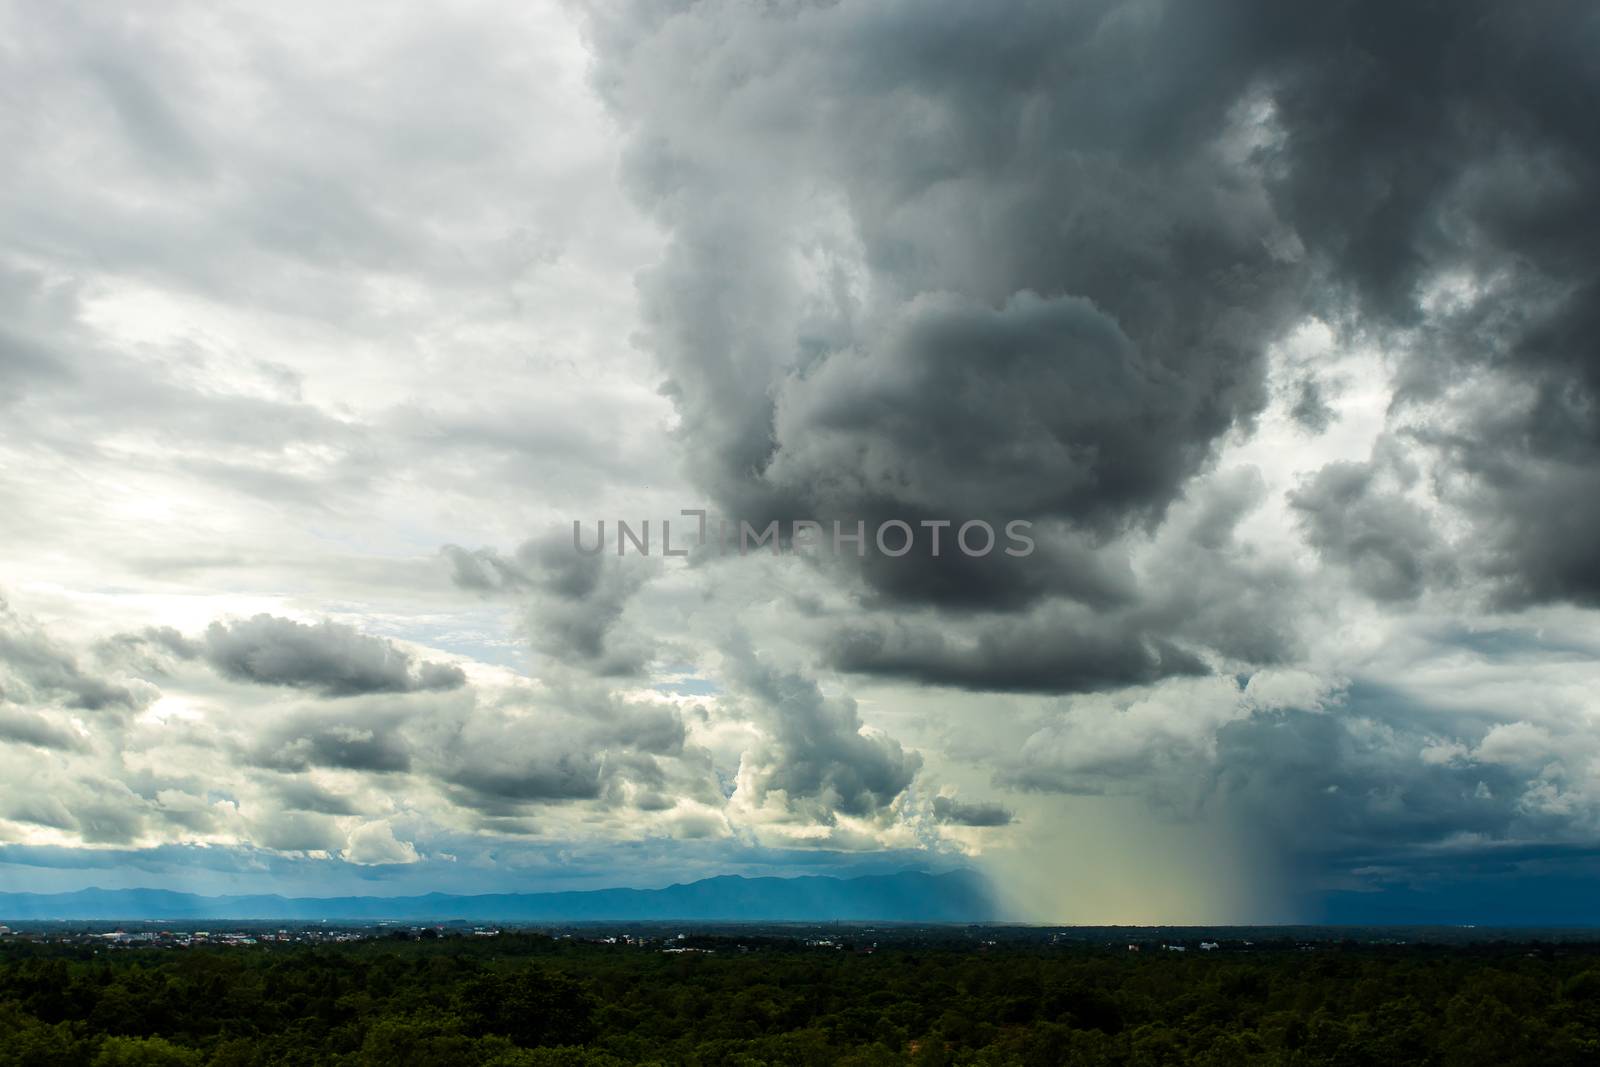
[4, 918, 1597, 955]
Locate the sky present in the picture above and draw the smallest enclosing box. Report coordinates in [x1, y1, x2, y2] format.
[2, 0, 1599, 924]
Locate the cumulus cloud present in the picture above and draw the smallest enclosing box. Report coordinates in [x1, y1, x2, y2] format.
[829, 609, 1203, 695]
[443, 533, 655, 676]
[343, 821, 420, 866]
[203, 615, 466, 697]
[932, 796, 1014, 828]
[415, 677, 713, 829]
[0, 708, 85, 752]
[0, 595, 154, 712]
[1290, 457, 1452, 602]
[247, 710, 416, 774]
[1472, 722, 1557, 769]
[268, 777, 363, 817]
[0, 601, 731, 878]
[249, 810, 345, 854]
[725, 649, 921, 823]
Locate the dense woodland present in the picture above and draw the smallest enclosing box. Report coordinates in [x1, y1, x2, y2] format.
[1, 931, 1598, 1065]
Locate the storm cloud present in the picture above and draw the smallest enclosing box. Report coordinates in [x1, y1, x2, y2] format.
[591, 0, 1305, 588]
[589, 0, 1600, 673]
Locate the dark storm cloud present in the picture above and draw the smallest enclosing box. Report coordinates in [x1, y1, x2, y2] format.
[849, 522, 1138, 616]
[1421, 387, 1600, 607]
[203, 614, 467, 697]
[766, 292, 1230, 533]
[828, 612, 1204, 695]
[830, 467, 1300, 690]
[931, 796, 1014, 828]
[1248, 1, 1600, 606]
[591, 0, 1600, 674]
[1260, 1, 1599, 342]
[583, 0, 1305, 693]
[1475, 461, 1600, 609]
[594, 0, 1303, 561]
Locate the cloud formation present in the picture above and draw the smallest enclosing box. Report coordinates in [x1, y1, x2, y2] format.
[932, 796, 1014, 829]
[1, 0, 1598, 921]
[203, 615, 466, 697]
[725, 649, 921, 824]
[0, 596, 152, 712]
[443, 533, 656, 676]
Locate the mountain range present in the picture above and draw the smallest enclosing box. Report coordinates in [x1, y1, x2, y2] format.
[0, 870, 997, 923]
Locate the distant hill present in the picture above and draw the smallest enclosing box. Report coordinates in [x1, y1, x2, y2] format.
[0, 870, 997, 923]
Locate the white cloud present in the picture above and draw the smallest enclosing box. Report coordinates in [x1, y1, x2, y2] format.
[1473, 722, 1557, 768]
[343, 821, 420, 866]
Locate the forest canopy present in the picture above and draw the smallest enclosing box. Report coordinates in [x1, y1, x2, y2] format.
[1, 931, 1597, 1065]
